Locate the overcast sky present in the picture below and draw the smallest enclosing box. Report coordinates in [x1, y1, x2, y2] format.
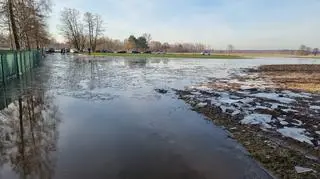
[49, 0, 320, 50]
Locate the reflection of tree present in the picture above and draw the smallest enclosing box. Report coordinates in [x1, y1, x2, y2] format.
[0, 90, 60, 179]
[125, 58, 147, 69]
[66, 59, 102, 91]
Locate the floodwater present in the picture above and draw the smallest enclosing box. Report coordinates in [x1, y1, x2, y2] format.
[0, 54, 319, 179]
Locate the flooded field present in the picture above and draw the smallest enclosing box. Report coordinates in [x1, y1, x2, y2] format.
[0, 54, 319, 179]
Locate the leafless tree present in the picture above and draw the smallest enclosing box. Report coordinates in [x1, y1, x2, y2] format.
[227, 44, 234, 55]
[149, 41, 162, 51]
[84, 12, 94, 51]
[142, 33, 152, 45]
[60, 8, 86, 51]
[0, 0, 51, 50]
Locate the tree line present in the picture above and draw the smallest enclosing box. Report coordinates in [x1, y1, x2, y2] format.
[0, 0, 51, 50]
[91, 34, 210, 53]
[298, 45, 318, 56]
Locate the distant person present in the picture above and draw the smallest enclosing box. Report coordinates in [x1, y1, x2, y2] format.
[88, 48, 91, 55]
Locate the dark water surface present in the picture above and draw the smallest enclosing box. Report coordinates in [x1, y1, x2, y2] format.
[0, 55, 318, 179]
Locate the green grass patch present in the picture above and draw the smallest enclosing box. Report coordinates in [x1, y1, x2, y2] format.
[90, 52, 247, 59]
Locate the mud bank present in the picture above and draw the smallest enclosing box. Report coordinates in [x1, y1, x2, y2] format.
[176, 64, 320, 179]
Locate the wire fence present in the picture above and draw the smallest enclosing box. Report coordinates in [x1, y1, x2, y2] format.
[0, 50, 42, 84]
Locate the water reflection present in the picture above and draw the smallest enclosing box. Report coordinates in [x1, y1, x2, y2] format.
[0, 85, 60, 179]
[125, 58, 147, 69]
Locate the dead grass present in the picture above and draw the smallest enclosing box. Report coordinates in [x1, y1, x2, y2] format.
[257, 65, 320, 93]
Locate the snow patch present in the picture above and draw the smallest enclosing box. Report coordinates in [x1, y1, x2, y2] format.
[231, 110, 241, 116]
[283, 90, 311, 99]
[241, 113, 273, 129]
[292, 119, 303, 126]
[196, 102, 207, 108]
[310, 105, 320, 110]
[277, 127, 313, 145]
[251, 93, 295, 104]
[294, 166, 315, 173]
[270, 103, 281, 109]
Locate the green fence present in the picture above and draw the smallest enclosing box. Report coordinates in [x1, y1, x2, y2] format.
[0, 50, 42, 84]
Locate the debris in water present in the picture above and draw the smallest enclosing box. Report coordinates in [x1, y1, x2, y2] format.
[155, 88, 168, 94]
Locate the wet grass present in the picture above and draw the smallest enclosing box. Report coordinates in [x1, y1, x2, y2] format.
[90, 52, 246, 59]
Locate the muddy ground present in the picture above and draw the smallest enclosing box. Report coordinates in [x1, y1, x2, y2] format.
[176, 64, 320, 179]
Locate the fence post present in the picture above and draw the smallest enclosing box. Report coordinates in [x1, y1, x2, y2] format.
[19, 51, 22, 75]
[1, 54, 5, 85]
[23, 51, 26, 72]
[29, 51, 32, 68]
[15, 51, 20, 79]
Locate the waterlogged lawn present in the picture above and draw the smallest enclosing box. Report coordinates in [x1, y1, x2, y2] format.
[90, 52, 246, 59]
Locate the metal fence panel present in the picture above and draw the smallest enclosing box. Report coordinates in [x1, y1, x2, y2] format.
[0, 50, 42, 84]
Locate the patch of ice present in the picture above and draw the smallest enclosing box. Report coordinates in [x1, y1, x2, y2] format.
[219, 97, 239, 104]
[294, 166, 315, 173]
[185, 95, 195, 98]
[196, 102, 207, 108]
[192, 86, 212, 92]
[255, 106, 269, 110]
[278, 118, 289, 125]
[231, 110, 241, 116]
[216, 93, 240, 104]
[316, 131, 320, 135]
[310, 105, 320, 110]
[277, 127, 313, 145]
[220, 105, 227, 112]
[239, 97, 254, 103]
[282, 90, 311, 99]
[280, 121, 289, 125]
[79, 80, 90, 89]
[240, 85, 255, 90]
[282, 108, 298, 113]
[251, 93, 295, 104]
[292, 119, 303, 126]
[241, 113, 273, 129]
[191, 91, 202, 95]
[270, 103, 281, 109]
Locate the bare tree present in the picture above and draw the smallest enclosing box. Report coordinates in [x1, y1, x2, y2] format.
[0, 0, 51, 50]
[162, 42, 170, 52]
[298, 45, 306, 55]
[305, 47, 312, 55]
[83, 12, 103, 52]
[60, 8, 86, 51]
[83, 12, 94, 51]
[227, 44, 234, 55]
[8, 0, 20, 49]
[142, 33, 152, 45]
[149, 41, 162, 51]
